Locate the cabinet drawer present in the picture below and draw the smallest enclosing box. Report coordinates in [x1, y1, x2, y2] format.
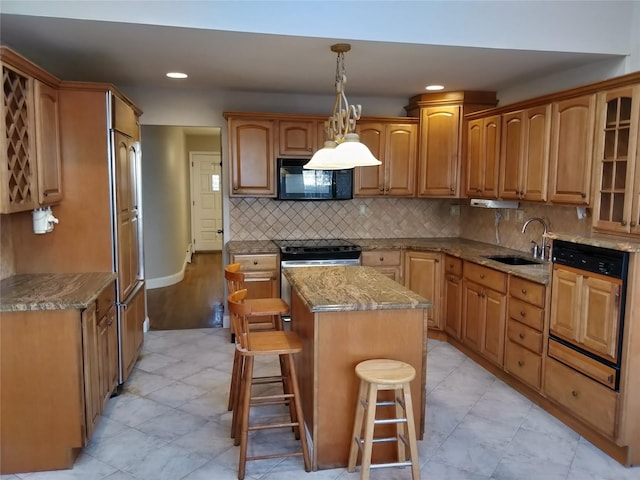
[507, 319, 542, 353]
[362, 250, 402, 267]
[232, 254, 279, 271]
[504, 340, 542, 390]
[548, 339, 617, 389]
[508, 297, 544, 332]
[96, 281, 116, 317]
[544, 357, 618, 438]
[509, 277, 545, 308]
[444, 255, 462, 276]
[463, 262, 507, 292]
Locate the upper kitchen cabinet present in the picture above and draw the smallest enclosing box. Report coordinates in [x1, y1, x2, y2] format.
[499, 105, 551, 202]
[405, 91, 497, 198]
[592, 84, 640, 235]
[278, 119, 320, 156]
[465, 115, 501, 198]
[548, 94, 596, 205]
[0, 47, 62, 213]
[354, 120, 418, 197]
[226, 114, 277, 197]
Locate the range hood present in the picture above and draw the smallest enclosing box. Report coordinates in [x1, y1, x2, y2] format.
[470, 199, 519, 209]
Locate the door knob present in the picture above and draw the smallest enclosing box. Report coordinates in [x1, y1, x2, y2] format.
[217, 229, 224, 234]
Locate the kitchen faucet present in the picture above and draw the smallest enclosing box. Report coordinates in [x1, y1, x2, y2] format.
[521, 217, 549, 260]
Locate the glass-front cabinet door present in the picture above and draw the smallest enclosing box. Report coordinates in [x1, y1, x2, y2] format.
[593, 85, 640, 235]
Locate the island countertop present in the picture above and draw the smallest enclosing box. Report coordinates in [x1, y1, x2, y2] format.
[284, 265, 431, 313]
[0, 272, 117, 312]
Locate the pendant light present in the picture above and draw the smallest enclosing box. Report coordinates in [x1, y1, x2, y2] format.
[304, 44, 381, 170]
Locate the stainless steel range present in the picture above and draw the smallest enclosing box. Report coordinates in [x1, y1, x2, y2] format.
[275, 239, 362, 311]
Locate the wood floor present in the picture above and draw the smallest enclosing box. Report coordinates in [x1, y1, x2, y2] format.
[147, 252, 224, 330]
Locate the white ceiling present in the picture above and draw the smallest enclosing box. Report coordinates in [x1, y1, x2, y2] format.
[0, 2, 637, 99]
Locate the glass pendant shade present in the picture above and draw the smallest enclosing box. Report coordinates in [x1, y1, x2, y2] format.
[334, 133, 381, 167]
[303, 140, 344, 170]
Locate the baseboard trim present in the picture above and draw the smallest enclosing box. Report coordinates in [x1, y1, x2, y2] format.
[146, 244, 192, 290]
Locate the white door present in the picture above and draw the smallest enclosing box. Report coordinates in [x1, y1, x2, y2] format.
[190, 152, 223, 251]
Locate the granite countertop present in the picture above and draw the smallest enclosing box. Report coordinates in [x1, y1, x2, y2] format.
[546, 231, 640, 252]
[284, 265, 431, 313]
[227, 237, 551, 284]
[0, 272, 117, 312]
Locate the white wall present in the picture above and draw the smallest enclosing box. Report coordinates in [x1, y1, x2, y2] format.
[141, 125, 191, 284]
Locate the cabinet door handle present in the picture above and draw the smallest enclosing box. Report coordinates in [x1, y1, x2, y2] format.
[521, 288, 527, 294]
[520, 311, 526, 317]
[378, 186, 385, 192]
[580, 192, 586, 198]
[571, 390, 579, 397]
[631, 222, 637, 227]
[519, 332, 525, 339]
[480, 273, 485, 279]
[622, 220, 627, 226]
[379, 257, 384, 262]
[518, 360, 524, 367]
[253, 260, 258, 265]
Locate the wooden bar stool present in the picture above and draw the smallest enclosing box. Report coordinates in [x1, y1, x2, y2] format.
[347, 359, 420, 480]
[227, 289, 310, 480]
[225, 263, 290, 412]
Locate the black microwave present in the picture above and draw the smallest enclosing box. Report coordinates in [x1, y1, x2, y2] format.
[276, 158, 353, 200]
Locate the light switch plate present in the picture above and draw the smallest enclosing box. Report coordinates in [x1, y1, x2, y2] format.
[449, 204, 460, 217]
[516, 209, 524, 222]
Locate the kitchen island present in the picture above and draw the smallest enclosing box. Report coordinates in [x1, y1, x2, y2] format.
[284, 265, 430, 470]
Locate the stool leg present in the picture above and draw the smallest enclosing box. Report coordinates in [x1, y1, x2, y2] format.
[228, 348, 241, 411]
[347, 379, 367, 472]
[394, 386, 406, 463]
[360, 382, 378, 480]
[231, 354, 245, 439]
[237, 356, 254, 479]
[402, 382, 420, 480]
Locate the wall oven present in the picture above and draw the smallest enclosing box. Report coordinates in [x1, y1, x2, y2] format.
[549, 239, 629, 391]
[275, 239, 362, 313]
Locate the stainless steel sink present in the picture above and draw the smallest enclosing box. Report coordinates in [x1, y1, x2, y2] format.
[482, 255, 542, 266]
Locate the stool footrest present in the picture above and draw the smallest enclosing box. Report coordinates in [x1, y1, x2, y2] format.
[355, 435, 400, 446]
[370, 460, 414, 470]
[249, 421, 300, 432]
[247, 451, 304, 462]
[374, 417, 408, 425]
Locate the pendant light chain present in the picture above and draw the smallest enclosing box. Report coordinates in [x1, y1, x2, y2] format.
[327, 46, 362, 144]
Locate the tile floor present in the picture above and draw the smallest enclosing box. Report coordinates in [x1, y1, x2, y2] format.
[3, 328, 640, 480]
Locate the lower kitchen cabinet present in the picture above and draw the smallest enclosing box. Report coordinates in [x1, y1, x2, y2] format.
[0, 279, 116, 474]
[362, 249, 403, 282]
[443, 255, 463, 339]
[461, 262, 507, 366]
[404, 250, 442, 331]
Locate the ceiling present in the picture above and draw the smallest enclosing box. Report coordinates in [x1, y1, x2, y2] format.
[0, 6, 633, 100]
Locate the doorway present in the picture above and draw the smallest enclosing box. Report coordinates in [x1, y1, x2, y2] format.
[190, 151, 223, 252]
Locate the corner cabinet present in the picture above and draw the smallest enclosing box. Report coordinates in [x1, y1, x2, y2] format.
[227, 116, 276, 197]
[404, 251, 443, 332]
[1, 48, 62, 213]
[354, 121, 418, 197]
[548, 95, 596, 205]
[592, 84, 640, 235]
[465, 115, 501, 198]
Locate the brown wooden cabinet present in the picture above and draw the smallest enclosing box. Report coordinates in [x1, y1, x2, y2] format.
[1, 48, 62, 213]
[443, 255, 463, 339]
[361, 249, 403, 282]
[355, 122, 417, 197]
[416, 106, 461, 197]
[550, 265, 622, 364]
[504, 277, 546, 391]
[465, 115, 501, 198]
[499, 105, 551, 201]
[404, 251, 442, 331]
[592, 85, 640, 235]
[228, 117, 276, 197]
[461, 262, 507, 366]
[120, 283, 145, 382]
[278, 119, 319, 156]
[548, 95, 596, 205]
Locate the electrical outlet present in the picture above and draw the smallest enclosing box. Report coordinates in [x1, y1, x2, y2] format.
[516, 209, 524, 222]
[449, 204, 460, 217]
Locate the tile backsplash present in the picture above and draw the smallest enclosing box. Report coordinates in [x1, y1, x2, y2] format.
[229, 197, 461, 240]
[230, 197, 594, 255]
[459, 202, 592, 254]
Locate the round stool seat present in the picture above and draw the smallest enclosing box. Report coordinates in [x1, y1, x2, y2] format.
[355, 359, 416, 385]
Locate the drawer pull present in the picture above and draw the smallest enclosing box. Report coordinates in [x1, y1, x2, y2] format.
[520, 311, 526, 317]
[521, 288, 527, 294]
[253, 260, 258, 265]
[519, 332, 525, 339]
[608, 374, 614, 384]
[518, 360, 524, 367]
[571, 390, 579, 398]
[379, 257, 384, 262]
[480, 273, 485, 279]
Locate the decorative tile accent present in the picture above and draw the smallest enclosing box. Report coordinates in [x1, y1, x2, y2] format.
[229, 197, 461, 240]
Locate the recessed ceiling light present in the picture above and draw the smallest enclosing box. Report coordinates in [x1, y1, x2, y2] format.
[425, 85, 444, 91]
[166, 72, 188, 79]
